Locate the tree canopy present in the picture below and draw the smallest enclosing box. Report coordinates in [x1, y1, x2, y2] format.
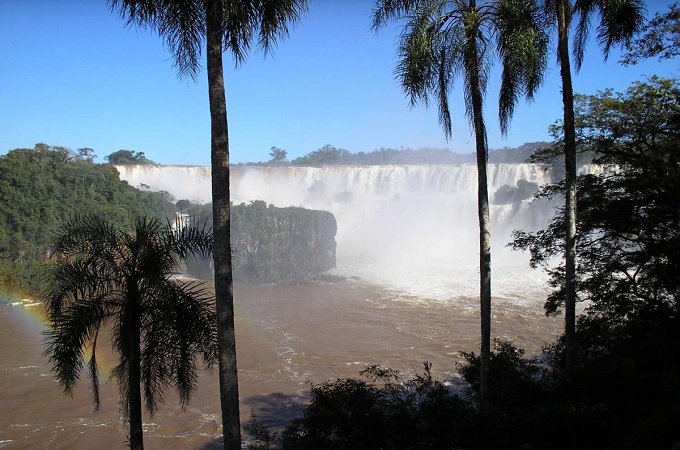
[621, 2, 680, 65]
[105, 149, 156, 165]
[0, 144, 175, 294]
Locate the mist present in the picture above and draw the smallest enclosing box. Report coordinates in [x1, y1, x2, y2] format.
[116, 164, 557, 302]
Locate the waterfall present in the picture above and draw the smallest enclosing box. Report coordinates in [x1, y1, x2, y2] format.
[116, 164, 558, 302]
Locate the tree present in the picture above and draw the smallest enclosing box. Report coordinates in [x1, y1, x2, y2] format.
[512, 80, 680, 445]
[0, 144, 176, 295]
[545, 0, 644, 373]
[43, 215, 217, 450]
[108, 2, 307, 448]
[621, 2, 680, 65]
[516, 77, 680, 320]
[290, 144, 350, 166]
[105, 149, 156, 165]
[76, 147, 97, 162]
[269, 146, 288, 163]
[373, 0, 548, 413]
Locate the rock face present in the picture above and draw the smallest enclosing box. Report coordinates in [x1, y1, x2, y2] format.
[230, 201, 337, 283]
[493, 179, 540, 205]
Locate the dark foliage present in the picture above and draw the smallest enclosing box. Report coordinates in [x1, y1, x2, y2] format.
[281, 363, 477, 450]
[621, 2, 680, 65]
[43, 214, 217, 447]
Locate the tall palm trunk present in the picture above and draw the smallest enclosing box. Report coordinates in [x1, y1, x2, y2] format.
[206, 1, 241, 448]
[557, 0, 576, 375]
[127, 282, 144, 450]
[465, 2, 492, 415]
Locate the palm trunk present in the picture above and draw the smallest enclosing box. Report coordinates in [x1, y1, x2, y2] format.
[466, 2, 492, 415]
[557, 0, 577, 375]
[127, 284, 144, 450]
[206, 1, 241, 449]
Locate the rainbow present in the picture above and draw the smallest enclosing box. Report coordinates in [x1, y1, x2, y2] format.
[1, 288, 118, 377]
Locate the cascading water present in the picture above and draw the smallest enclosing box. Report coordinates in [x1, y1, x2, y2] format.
[116, 164, 557, 303]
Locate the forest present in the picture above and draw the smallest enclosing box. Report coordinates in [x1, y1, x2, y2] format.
[0, 144, 175, 293]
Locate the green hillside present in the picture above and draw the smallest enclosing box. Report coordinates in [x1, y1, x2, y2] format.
[0, 144, 175, 294]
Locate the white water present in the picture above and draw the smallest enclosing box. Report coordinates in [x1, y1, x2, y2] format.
[116, 164, 557, 303]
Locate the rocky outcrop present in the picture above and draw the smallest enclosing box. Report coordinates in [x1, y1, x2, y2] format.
[230, 201, 336, 282]
[493, 179, 540, 205]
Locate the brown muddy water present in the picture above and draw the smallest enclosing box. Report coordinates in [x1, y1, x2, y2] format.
[0, 282, 561, 449]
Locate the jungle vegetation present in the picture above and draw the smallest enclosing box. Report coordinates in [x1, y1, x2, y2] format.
[0, 144, 175, 294]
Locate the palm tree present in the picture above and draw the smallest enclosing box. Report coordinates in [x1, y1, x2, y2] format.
[373, 0, 548, 414]
[547, 0, 644, 373]
[43, 215, 217, 450]
[108, 2, 307, 447]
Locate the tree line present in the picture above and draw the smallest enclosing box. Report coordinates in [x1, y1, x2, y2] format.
[242, 141, 554, 167]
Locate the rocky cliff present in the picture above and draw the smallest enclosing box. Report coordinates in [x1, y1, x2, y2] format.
[231, 201, 337, 282]
[182, 200, 337, 283]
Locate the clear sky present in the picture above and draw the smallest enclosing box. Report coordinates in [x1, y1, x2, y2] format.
[0, 1, 676, 165]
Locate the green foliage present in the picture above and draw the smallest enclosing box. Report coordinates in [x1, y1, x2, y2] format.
[458, 340, 545, 412]
[268, 146, 288, 164]
[104, 149, 156, 165]
[281, 333, 680, 449]
[507, 76, 680, 447]
[244, 411, 279, 450]
[174, 199, 337, 282]
[0, 144, 175, 294]
[621, 2, 680, 65]
[290, 144, 351, 167]
[247, 142, 551, 167]
[373, 0, 549, 138]
[280, 77, 680, 449]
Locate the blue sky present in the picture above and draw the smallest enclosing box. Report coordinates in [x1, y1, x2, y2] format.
[0, 1, 676, 165]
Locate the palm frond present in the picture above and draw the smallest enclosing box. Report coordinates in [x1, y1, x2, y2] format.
[395, 1, 443, 109]
[258, 0, 308, 54]
[43, 298, 108, 405]
[372, 0, 425, 30]
[167, 216, 213, 260]
[222, 0, 257, 65]
[572, 0, 596, 70]
[495, 0, 550, 135]
[573, 0, 645, 71]
[393, 1, 469, 138]
[159, 0, 205, 81]
[140, 280, 217, 411]
[88, 329, 102, 411]
[109, 0, 204, 81]
[594, 0, 645, 62]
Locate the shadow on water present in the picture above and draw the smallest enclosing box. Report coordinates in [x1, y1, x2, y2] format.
[198, 392, 308, 449]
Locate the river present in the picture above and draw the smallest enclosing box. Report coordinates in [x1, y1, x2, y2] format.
[0, 281, 561, 449]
